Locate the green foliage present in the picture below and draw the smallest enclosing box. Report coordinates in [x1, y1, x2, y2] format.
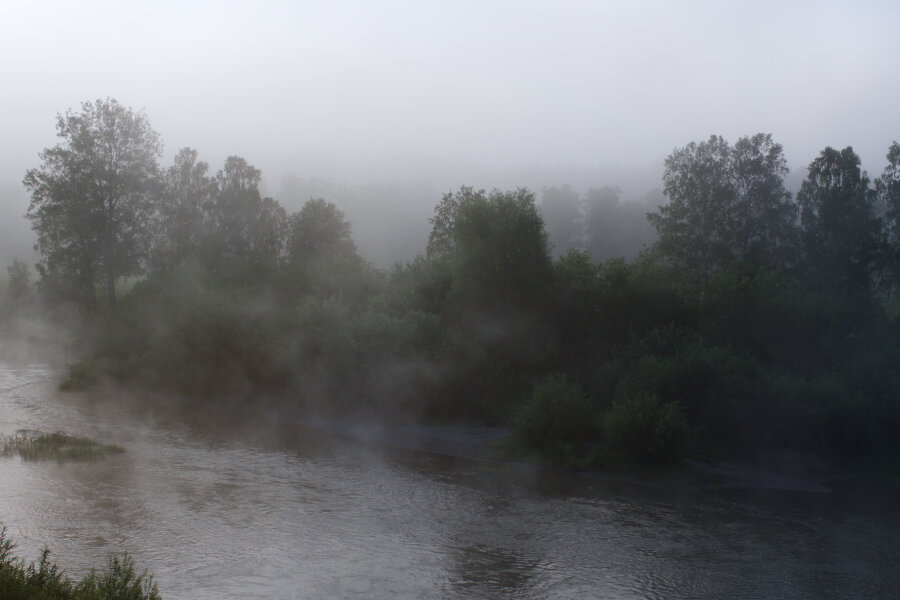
[0, 527, 159, 600]
[76, 554, 159, 600]
[204, 156, 288, 271]
[427, 186, 553, 311]
[30, 110, 899, 473]
[877, 141, 900, 294]
[24, 98, 162, 309]
[288, 198, 357, 263]
[649, 134, 797, 283]
[613, 332, 768, 452]
[150, 148, 214, 272]
[603, 393, 689, 464]
[798, 146, 879, 295]
[89, 264, 293, 396]
[513, 374, 597, 460]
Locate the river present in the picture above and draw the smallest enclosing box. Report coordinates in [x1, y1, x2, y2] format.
[1, 362, 898, 599]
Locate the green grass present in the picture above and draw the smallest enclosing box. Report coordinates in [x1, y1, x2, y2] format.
[0, 430, 124, 462]
[0, 525, 160, 600]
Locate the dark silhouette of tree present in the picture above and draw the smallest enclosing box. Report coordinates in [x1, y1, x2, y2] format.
[24, 98, 161, 308]
[288, 198, 357, 263]
[648, 134, 797, 284]
[151, 147, 215, 271]
[427, 186, 552, 309]
[730, 134, 798, 266]
[876, 141, 900, 293]
[798, 146, 879, 294]
[205, 156, 287, 269]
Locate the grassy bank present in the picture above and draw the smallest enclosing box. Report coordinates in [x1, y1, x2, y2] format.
[0, 526, 159, 600]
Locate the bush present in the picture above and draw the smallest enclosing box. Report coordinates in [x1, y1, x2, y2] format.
[513, 374, 597, 458]
[76, 554, 160, 600]
[603, 393, 689, 464]
[0, 526, 159, 600]
[614, 334, 764, 452]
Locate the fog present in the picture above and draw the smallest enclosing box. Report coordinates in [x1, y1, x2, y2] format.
[4, 5, 900, 596]
[2, 0, 899, 266]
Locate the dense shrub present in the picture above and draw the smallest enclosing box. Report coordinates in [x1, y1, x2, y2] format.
[513, 374, 597, 458]
[0, 526, 159, 600]
[603, 393, 689, 464]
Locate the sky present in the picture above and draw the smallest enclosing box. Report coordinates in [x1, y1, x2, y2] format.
[1, 0, 899, 240]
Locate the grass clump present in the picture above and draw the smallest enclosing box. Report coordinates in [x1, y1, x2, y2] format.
[0, 431, 124, 462]
[0, 525, 160, 600]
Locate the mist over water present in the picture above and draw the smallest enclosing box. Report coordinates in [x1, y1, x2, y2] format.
[1, 363, 898, 599]
[2, 3, 900, 598]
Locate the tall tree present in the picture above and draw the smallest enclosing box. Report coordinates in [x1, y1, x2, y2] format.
[205, 156, 287, 269]
[151, 147, 214, 271]
[876, 141, 900, 291]
[730, 134, 797, 266]
[798, 146, 879, 294]
[287, 198, 356, 263]
[427, 187, 552, 309]
[24, 98, 161, 308]
[648, 134, 797, 284]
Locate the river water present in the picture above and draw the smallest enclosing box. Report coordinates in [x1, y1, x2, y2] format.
[1, 362, 898, 599]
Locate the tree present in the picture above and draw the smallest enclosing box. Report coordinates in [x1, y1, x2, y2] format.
[284, 198, 369, 300]
[730, 134, 797, 266]
[204, 156, 287, 270]
[648, 134, 797, 284]
[151, 147, 215, 271]
[798, 146, 879, 294]
[287, 198, 357, 263]
[426, 186, 553, 309]
[24, 98, 161, 308]
[876, 141, 900, 291]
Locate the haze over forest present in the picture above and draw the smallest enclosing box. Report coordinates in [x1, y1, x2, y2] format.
[2, 0, 899, 268]
[3, 5, 900, 596]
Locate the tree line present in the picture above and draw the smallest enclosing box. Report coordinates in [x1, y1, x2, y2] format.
[11, 98, 900, 470]
[22, 99, 359, 311]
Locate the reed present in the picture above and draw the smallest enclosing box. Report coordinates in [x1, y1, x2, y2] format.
[0, 430, 124, 462]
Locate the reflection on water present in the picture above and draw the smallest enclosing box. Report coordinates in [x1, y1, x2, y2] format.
[0, 363, 898, 599]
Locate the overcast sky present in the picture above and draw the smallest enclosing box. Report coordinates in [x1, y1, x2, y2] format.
[2, 0, 899, 195]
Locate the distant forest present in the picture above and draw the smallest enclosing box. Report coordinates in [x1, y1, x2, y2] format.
[4, 98, 900, 473]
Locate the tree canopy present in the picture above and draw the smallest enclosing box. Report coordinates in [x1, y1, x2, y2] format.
[649, 134, 796, 283]
[877, 141, 900, 291]
[204, 156, 287, 271]
[288, 198, 357, 264]
[427, 187, 553, 310]
[23, 98, 161, 308]
[798, 146, 879, 294]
